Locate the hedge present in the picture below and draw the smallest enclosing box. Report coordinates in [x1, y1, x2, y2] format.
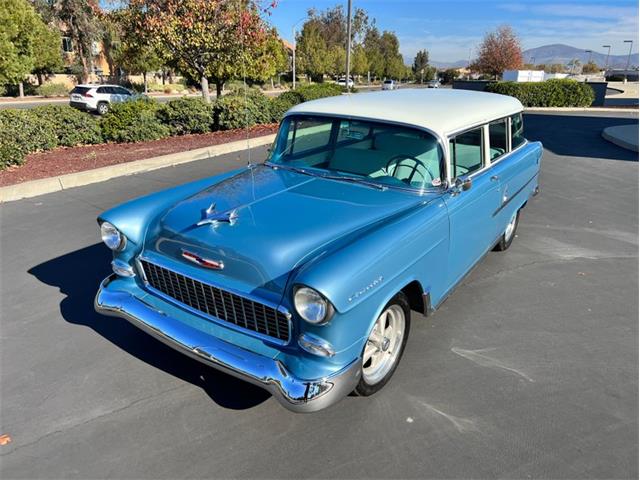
[32, 105, 102, 147]
[0, 84, 345, 170]
[485, 79, 594, 107]
[100, 98, 170, 143]
[0, 109, 57, 168]
[36, 83, 70, 97]
[214, 90, 273, 130]
[157, 97, 213, 135]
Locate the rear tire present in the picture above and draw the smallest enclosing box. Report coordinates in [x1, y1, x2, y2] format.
[354, 292, 411, 396]
[494, 209, 520, 251]
[97, 102, 109, 115]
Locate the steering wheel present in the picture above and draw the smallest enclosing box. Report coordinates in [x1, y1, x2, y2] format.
[385, 154, 436, 185]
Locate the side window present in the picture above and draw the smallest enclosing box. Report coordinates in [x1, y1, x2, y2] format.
[96, 87, 108, 94]
[116, 87, 131, 95]
[511, 113, 525, 149]
[286, 118, 333, 156]
[488, 119, 508, 162]
[449, 127, 484, 178]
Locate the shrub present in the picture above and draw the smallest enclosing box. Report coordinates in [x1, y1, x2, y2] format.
[32, 105, 102, 147]
[270, 91, 304, 122]
[295, 83, 343, 101]
[36, 83, 70, 97]
[157, 97, 213, 134]
[0, 109, 57, 168]
[147, 82, 186, 93]
[100, 98, 170, 143]
[486, 79, 594, 107]
[214, 90, 273, 130]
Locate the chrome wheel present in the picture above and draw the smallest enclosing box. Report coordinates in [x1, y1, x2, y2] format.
[505, 211, 518, 241]
[362, 304, 406, 385]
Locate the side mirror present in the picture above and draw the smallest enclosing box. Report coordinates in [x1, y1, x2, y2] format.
[454, 177, 473, 191]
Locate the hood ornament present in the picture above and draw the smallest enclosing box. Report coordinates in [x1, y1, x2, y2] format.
[196, 202, 239, 228]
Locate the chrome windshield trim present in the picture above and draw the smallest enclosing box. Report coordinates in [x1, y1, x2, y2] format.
[136, 256, 293, 346]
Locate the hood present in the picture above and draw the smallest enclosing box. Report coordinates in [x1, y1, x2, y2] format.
[142, 165, 424, 304]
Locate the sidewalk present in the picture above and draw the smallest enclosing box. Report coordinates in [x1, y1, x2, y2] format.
[602, 124, 639, 152]
[0, 133, 276, 203]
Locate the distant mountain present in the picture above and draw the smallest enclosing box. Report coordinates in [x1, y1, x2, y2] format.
[522, 44, 638, 69]
[430, 59, 468, 69]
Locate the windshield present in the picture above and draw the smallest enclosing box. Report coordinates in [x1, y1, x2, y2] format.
[268, 115, 444, 191]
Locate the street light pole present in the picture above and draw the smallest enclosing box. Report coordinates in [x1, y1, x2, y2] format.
[292, 17, 306, 90]
[624, 39, 633, 81]
[602, 45, 611, 72]
[345, 0, 353, 92]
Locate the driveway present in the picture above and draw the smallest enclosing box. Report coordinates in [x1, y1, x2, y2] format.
[1, 111, 638, 479]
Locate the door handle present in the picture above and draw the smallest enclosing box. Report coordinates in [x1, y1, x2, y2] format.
[490, 175, 499, 181]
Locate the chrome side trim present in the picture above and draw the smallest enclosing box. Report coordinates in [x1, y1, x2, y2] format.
[95, 275, 360, 413]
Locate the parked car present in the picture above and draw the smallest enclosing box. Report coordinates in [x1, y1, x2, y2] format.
[382, 79, 396, 90]
[336, 77, 354, 88]
[427, 79, 440, 88]
[69, 84, 135, 115]
[95, 89, 542, 412]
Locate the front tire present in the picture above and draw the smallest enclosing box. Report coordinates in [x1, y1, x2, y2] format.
[494, 209, 520, 251]
[354, 292, 411, 396]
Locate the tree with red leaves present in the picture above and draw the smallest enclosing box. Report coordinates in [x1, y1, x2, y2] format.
[127, 0, 278, 102]
[473, 25, 523, 79]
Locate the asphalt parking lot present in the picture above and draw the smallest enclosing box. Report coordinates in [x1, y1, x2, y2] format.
[1, 111, 638, 479]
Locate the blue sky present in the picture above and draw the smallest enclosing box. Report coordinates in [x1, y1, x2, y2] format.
[268, 0, 639, 62]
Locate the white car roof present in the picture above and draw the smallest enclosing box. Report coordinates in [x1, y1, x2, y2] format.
[286, 89, 523, 139]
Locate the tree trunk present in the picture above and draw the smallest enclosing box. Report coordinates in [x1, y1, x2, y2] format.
[215, 81, 223, 98]
[201, 75, 211, 103]
[143, 72, 148, 94]
[18, 82, 24, 98]
[78, 44, 90, 83]
[161, 71, 166, 85]
[37, 73, 44, 86]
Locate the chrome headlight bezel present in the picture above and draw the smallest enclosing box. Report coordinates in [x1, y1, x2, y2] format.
[100, 221, 126, 251]
[293, 286, 334, 325]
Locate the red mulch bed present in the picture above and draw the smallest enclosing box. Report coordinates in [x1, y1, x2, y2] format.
[0, 124, 278, 187]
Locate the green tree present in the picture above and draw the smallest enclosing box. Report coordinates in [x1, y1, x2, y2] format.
[128, 0, 275, 102]
[55, 0, 103, 83]
[351, 44, 369, 79]
[412, 49, 429, 83]
[0, 0, 62, 96]
[441, 68, 459, 84]
[296, 21, 329, 81]
[379, 31, 404, 79]
[363, 27, 384, 79]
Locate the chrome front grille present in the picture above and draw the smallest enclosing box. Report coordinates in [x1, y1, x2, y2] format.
[139, 259, 290, 342]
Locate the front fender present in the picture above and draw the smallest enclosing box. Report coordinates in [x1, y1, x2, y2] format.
[98, 169, 244, 246]
[294, 195, 449, 314]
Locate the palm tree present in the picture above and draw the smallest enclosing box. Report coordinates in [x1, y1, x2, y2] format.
[567, 58, 581, 75]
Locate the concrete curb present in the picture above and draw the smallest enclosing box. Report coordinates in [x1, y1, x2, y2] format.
[602, 125, 639, 152]
[0, 134, 275, 203]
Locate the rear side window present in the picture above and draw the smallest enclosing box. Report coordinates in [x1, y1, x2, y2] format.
[115, 87, 131, 95]
[511, 113, 525, 149]
[449, 127, 484, 177]
[488, 119, 508, 161]
[97, 87, 111, 94]
[71, 87, 90, 95]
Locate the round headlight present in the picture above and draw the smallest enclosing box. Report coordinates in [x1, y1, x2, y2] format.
[294, 287, 331, 324]
[100, 221, 126, 251]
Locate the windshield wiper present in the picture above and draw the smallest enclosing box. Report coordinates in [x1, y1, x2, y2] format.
[318, 173, 387, 191]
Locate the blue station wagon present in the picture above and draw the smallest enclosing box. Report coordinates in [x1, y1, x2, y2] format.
[95, 89, 543, 412]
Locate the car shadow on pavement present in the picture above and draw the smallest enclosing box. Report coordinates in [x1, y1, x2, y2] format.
[28, 243, 271, 410]
[524, 113, 638, 161]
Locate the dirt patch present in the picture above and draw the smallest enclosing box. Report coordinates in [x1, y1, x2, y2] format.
[0, 124, 278, 187]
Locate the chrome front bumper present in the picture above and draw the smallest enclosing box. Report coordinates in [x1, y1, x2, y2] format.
[94, 275, 361, 413]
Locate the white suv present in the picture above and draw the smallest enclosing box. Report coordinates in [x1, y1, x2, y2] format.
[69, 84, 135, 115]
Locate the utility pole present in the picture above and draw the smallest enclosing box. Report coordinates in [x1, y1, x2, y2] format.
[624, 39, 633, 82]
[345, 0, 353, 92]
[292, 17, 306, 90]
[602, 45, 611, 72]
[421, 68, 424, 84]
